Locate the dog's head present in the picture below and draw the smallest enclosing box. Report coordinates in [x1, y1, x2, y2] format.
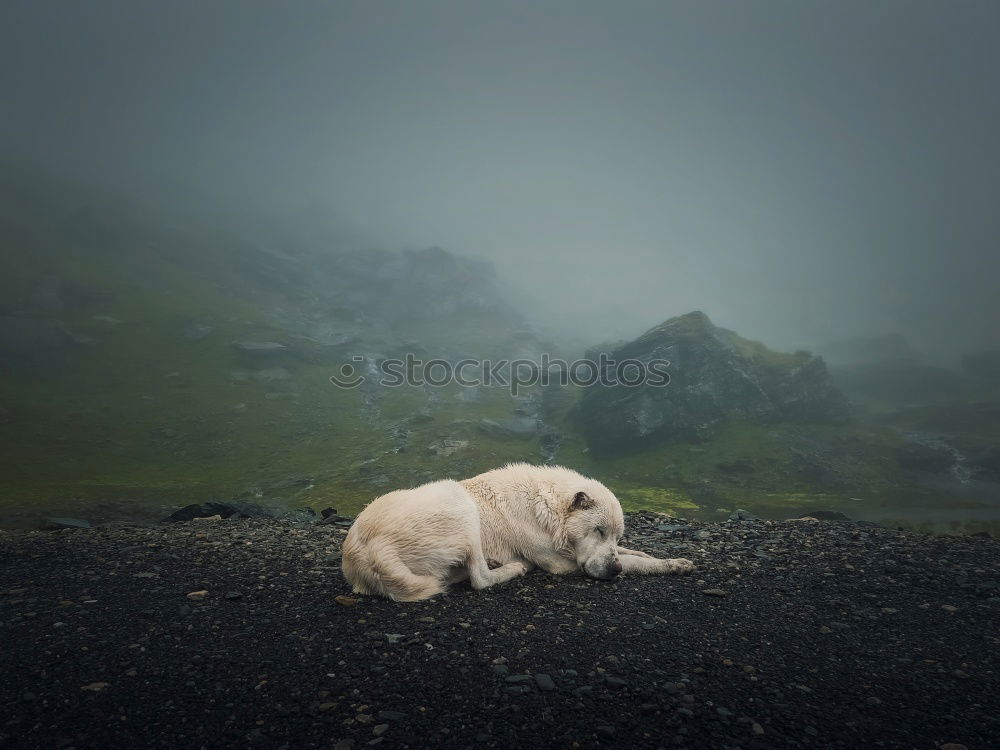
[559, 479, 626, 580]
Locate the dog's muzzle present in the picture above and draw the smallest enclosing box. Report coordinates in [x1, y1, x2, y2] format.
[588, 558, 622, 580]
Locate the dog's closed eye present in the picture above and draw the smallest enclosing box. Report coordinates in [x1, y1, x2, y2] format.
[595, 526, 607, 538]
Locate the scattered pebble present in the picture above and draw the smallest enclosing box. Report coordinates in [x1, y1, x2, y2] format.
[0, 512, 995, 749]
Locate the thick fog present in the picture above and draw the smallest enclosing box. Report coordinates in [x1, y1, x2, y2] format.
[3, 0, 999, 358]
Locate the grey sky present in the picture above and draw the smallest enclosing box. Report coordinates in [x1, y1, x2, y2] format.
[2, 0, 998, 358]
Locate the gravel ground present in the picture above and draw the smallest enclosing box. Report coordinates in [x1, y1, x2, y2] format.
[1, 513, 998, 749]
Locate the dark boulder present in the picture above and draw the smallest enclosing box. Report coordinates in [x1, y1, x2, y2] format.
[165, 501, 317, 523]
[579, 311, 849, 455]
[797, 510, 852, 521]
[318, 512, 355, 527]
[166, 501, 277, 522]
[41, 517, 91, 530]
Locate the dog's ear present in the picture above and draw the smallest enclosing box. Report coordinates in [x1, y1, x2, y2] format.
[571, 491, 595, 510]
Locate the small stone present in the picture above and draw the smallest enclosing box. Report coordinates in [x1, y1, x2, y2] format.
[376, 711, 406, 721]
[81, 682, 110, 692]
[534, 673, 556, 692]
[335, 595, 358, 607]
[751, 722, 765, 736]
[385, 634, 403, 644]
[605, 675, 628, 689]
[939, 744, 969, 750]
[941, 605, 958, 614]
[951, 669, 970, 679]
[186, 590, 208, 601]
[819, 625, 832, 634]
[701, 589, 727, 597]
[657, 524, 687, 533]
[372, 724, 389, 737]
[505, 674, 534, 684]
[224, 592, 242, 601]
[866, 696, 882, 706]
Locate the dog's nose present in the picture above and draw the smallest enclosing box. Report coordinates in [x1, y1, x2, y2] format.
[611, 559, 622, 574]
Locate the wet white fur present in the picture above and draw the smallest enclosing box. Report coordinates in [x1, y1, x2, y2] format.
[341, 463, 694, 601]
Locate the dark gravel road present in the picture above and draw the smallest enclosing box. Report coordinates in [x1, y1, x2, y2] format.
[1, 513, 997, 749]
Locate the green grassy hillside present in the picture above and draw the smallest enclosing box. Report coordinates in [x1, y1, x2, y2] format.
[1, 170, 997, 534]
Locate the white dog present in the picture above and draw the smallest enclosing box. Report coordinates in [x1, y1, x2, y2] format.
[341, 463, 694, 601]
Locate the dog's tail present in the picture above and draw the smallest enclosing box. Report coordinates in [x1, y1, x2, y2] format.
[342, 535, 444, 602]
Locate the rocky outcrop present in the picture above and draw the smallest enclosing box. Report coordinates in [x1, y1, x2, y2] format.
[165, 502, 316, 524]
[579, 311, 849, 455]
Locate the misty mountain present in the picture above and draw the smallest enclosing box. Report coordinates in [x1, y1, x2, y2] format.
[580, 311, 849, 455]
[0, 166, 998, 535]
[0, 167, 528, 361]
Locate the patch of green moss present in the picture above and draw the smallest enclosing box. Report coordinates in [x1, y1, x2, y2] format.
[616, 486, 699, 514]
[719, 329, 812, 370]
[1, 225, 994, 533]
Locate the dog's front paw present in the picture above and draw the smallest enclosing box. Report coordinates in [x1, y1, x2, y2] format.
[512, 561, 530, 577]
[664, 557, 695, 574]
